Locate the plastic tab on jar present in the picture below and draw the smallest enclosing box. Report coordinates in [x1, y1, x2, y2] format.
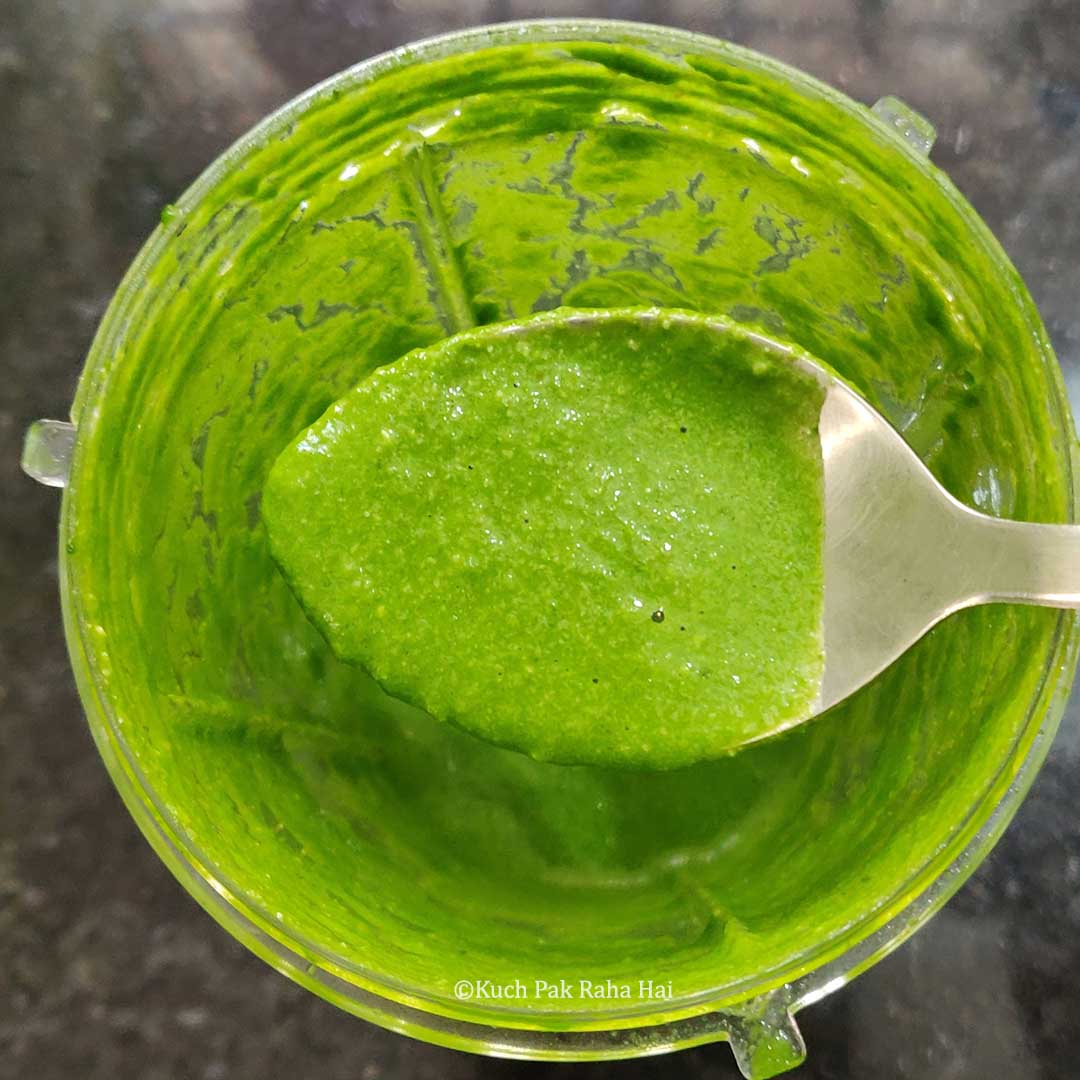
[727, 990, 807, 1078]
[872, 95, 937, 156]
[22, 420, 76, 488]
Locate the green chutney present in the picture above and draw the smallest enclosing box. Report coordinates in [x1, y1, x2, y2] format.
[265, 310, 826, 767]
[65, 31, 1073, 1024]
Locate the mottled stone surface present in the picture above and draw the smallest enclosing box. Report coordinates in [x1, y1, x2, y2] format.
[1, 1, 1079, 1078]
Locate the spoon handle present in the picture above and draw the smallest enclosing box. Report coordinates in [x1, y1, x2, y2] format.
[962, 512, 1080, 608]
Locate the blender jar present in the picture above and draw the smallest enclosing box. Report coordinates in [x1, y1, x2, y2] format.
[22, 20, 1079, 1079]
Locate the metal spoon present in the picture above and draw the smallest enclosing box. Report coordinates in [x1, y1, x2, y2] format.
[806, 341, 1076, 719]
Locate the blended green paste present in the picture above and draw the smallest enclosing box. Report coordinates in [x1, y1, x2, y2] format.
[265, 310, 826, 767]
[66, 27, 1074, 1026]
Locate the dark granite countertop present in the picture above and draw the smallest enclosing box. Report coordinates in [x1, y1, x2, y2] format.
[2, 2, 1079, 1077]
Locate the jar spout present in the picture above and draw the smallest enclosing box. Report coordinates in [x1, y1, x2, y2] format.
[22, 420, 76, 488]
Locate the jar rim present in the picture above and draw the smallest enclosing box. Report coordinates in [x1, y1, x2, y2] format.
[57, 17, 1080, 1059]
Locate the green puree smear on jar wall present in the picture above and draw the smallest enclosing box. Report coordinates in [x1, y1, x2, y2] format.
[264, 309, 826, 768]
